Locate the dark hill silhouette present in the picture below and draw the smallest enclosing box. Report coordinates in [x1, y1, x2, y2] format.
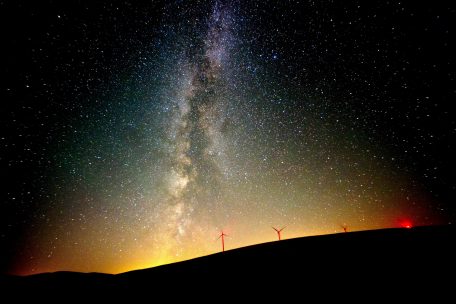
[2, 225, 454, 300]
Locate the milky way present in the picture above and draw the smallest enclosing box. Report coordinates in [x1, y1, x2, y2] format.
[155, 2, 236, 258]
[1, 0, 454, 274]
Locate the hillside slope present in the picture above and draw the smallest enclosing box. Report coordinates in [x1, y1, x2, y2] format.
[2, 225, 454, 298]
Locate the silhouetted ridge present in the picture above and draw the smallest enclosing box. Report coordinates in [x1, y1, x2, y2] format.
[2, 225, 454, 299]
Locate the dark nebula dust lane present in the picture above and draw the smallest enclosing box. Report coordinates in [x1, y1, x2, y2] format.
[1, 0, 455, 274]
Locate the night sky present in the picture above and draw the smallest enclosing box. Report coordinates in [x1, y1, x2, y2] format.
[1, 0, 455, 275]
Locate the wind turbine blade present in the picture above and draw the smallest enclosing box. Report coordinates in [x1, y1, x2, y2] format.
[216, 234, 222, 240]
[272, 227, 279, 232]
[280, 226, 286, 232]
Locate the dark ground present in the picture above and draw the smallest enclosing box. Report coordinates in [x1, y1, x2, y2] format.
[1, 225, 454, 300]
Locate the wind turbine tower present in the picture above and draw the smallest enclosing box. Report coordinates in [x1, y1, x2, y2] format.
[217, 231, 228, 252]
[272, 227, 286, 241]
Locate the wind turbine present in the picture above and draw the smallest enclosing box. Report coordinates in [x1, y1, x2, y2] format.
[217, 231, 228, 252]
[341, 224, 348, 233]
[272, 226, 286, 240]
